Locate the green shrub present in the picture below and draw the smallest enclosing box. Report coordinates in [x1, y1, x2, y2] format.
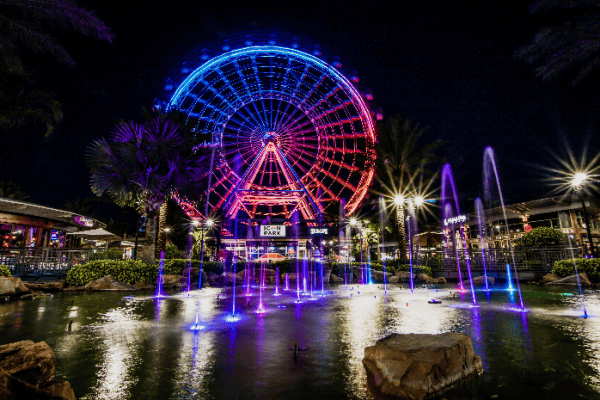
[90, 248, 125, 261]
[552, 258, 600, 283]
[165, 243, 182, 259]
[0, 265, 11, 277]
[66, 260, 157, 286]
[517, 227, 567, 247]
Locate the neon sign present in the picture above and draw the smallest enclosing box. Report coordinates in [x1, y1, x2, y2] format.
[74, 216, 95, 227]
[443, 215, 466, 226]
[310, 228, 328, 235]
[260, 225, 286, 237]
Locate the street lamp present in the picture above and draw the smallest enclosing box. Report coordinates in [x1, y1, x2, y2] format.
[572, 172, 596, 257]
[392, 194, 428, 260]
[349, 217, 366, 283]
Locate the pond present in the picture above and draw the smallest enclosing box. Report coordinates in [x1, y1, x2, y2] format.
[1, 283, 599, 399]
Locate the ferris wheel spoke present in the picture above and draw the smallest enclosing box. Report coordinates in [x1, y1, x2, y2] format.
[297, 73, 327, 109]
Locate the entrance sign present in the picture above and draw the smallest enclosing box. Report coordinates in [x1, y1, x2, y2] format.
[310, 228, 328, 235]
[260, 225, 286, 237]
[443, 215, 466, 226]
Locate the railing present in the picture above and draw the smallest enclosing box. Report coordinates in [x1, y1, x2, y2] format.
[398, 246, 582, 273]
[0, 247, 92, 276]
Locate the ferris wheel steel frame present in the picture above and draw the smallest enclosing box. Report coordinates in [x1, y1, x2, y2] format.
[165, 44, 376, 221]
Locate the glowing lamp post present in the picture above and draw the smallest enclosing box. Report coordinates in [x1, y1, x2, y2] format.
[393, 194, 427, 260]
[572, 172, 596, 257]
[198, 218, 215, 261]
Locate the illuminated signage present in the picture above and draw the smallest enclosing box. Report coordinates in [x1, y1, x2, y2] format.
[260, 225, 286, 237]
[74, 216, 95, 227]
[310, 228, 328, 235]
[443, 215, 466, 226]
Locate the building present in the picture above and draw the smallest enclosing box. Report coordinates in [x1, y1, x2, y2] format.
[463, 195, 600, 251]
[0, 197, 105, 249]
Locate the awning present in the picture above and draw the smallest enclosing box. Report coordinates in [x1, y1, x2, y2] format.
[67, 228, 122, 241]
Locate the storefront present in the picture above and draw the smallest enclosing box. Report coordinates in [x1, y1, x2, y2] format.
[0, 197, 105, 249]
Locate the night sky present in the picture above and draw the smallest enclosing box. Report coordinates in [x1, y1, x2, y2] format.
[2, 0, 600, 219]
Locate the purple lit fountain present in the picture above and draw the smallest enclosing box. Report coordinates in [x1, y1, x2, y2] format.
[483, 147, 525, 310]
[441, 163, 477, 306]
[155, 251, 166, 298]
[474, 198, 491, 292]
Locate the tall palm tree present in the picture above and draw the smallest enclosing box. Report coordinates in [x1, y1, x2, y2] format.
[87, 117, 210, 263]
[0, 75, 62, 137]
[516, 0, 600, 85]
[371, 114, 445, 255]
[0, 180, 29, 200]
[0, 0, 113, 76]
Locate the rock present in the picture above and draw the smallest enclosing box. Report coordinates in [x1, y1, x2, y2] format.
[0, 341, 55, 386]
[463, 275, 495, 286]
[416, 273, 433, 283]
[183, 267, 200, 279]
[161, 274, 186, 287]
[431, 277, 447, 284]
[133, 281, 154, 290]
[41, 380, 77, 400]
[23, 281, 64, 292]
[7, 277, 30, 295]
[547, 272, 592, 286]
[0, 340, 76, 400]
[330, 274, 343, 283]
[83, 275, 138, 291]
[19, 293, 35, 301]
[541, 273, 560, 284]
[0, 278, 16, 296]
[363, 333, 483, 400]
[388, 276, 400, 283]
[394, 271, 414, 282]
[0, 277, 30, 296]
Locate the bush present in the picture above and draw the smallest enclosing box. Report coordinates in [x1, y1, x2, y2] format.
[165, 243, 182, 259]
[90, 248, 125, 261]
[517, 227, 567, 247]
[0, 265, 11, 277]
[552, 258, 600, 283]
[66, 260, 158, 286]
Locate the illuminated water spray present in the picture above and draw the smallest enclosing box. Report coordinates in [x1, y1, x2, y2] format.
[441, 164, 477, 306]
[155, 251, 166, 298]
[474, 198, 491, 291]
[483, 147, 524, 310]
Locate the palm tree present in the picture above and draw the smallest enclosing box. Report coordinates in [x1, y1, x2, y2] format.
[0, 75, 62, 137]
[0, 0, 113, 135]
[516, 0, 600, 85]
[0, 181, 29, 200]
[63, 197, 99, 219]
[371, 114, 445, 255]
[87, 117, 210, 263]
[0, 0, 113, 76]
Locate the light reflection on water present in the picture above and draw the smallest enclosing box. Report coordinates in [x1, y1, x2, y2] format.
[0, 284, 599, 399]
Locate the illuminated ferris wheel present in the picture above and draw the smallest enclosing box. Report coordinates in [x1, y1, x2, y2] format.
[163, 38, 377, 220]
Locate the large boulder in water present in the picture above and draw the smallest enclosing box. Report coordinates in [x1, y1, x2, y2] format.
[161, 274, 186, 287]
[541, 273, 560, 284]
[84, 275, 137, 291]
[394, 271, 414, 282]
[431, 277, 447, 284]
[363, 333, 482, 400]
[0, 277, 30, 296]
[0, 340, 76, 399]
[416, 273, 433, 283]
[23, 281, 63, 292]
[547, 272, 592, 286]
[463, 275, 495, 286]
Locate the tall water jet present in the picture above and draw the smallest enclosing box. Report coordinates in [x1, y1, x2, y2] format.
[345, 223, 352, 285]
[155, 251, 166, 298]
[339, 199, 348, 286]
[284, 273, 290, 290]
[474, 198, 491, 291]
[378, 195, 388, 293]
[292, 211, 301, 303]
[483, 147, 524, 310]
[274, 267, 281, 296]
[441, 164, 477, 306]
[406, 200, 419, 293]
[186, 220, 197, 295]
[567, 236, 588, 318]
[229, 218, 239, 321]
